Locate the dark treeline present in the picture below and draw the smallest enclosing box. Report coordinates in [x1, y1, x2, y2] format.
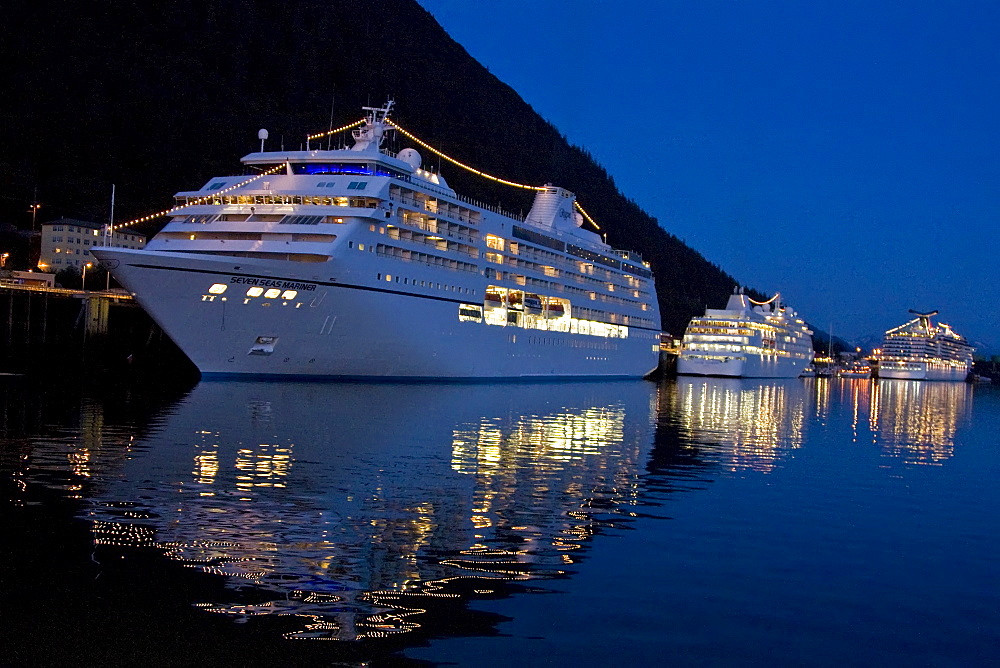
[3, 0, 755, 335]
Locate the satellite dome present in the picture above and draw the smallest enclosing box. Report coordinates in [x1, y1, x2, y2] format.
[398, 148, 421, 170]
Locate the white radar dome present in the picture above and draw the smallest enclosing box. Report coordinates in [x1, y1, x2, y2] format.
[398, 148, 422, 170]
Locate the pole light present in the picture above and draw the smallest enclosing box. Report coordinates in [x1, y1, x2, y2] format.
[82, 262, 92, 291]
[28, 203, 41, 231]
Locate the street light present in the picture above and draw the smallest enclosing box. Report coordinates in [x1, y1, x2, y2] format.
[82, 262, 92, 291]
[28, 203, 41, 231]
[0, 253, 8, 267]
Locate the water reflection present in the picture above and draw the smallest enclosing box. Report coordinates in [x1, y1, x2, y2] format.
[663, 377, 975, 470]
[2, 373, 980, 650]
[870, 380, 973, 464]
[667, 377, 808, 472]
[74, 381, 658, 640]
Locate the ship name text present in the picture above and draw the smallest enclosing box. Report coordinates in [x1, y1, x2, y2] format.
[229, 276, 318, 291]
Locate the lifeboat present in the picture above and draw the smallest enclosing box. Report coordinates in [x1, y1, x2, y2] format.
[524, 294, 543, 314]
[507, 292, 523, 309]
[545, 302, 566, 318]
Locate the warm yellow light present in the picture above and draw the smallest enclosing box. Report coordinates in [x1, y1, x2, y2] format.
[264, 288, 281, 298]
[247, 287, 264, 297]
[208, 283, 228, 294]
[281, 290, 297, 299]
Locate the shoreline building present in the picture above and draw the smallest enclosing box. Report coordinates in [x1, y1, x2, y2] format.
[38, 218, 146, 272]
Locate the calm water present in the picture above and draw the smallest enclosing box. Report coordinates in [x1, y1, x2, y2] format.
[2, 375, 998, 665]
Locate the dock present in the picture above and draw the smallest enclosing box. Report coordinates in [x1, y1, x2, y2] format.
[0, 283, 194, 378]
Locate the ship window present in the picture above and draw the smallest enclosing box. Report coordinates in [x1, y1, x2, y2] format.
[291, 163, 372, 176]
[182, 214, 218, 224]
[209, 181, 226, 190]
[459, 304, 483, 323]
[264, 288, 281, 299]
[347, 181, 368, 190]
[247, 287, 264, 297]
[280, 215, 323, 225]
[317, 182, 326, 187]
[208, 284, 228, 295]
[385, 275, 392, 282]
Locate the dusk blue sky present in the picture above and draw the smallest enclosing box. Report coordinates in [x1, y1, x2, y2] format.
[419, 0, 1000, 353]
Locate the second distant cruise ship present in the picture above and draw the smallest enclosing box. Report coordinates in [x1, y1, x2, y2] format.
[677, 289, 814, 378]
[93, 101, 661, 379]
[876, 310, 973, 381]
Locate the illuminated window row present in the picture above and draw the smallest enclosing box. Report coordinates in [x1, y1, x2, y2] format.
[174, 194, 381, 208]
[158, 231, 336, 243]
[175, 213, 345, 225]
[203, 283, 302, 306]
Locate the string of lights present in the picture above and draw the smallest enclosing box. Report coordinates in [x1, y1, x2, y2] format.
[573, 201, 601, 232]
[112, 115, 608, 234]
[386, 119, 604, 232]
[110, 163, 287, 232]
[307, 118, 366, 142]
[749, 294, 780, 306]
[386, 120, 546, 192]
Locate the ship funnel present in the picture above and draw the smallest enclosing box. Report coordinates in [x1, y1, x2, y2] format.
[526, 186, 577, 230]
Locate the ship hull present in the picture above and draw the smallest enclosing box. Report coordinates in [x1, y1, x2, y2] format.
[677, 354, 806, 379]
[94, 249, 660, 379]
[879, 361, 969, 381]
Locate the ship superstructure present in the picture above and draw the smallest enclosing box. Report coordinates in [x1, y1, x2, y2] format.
[677, 289, 813, 378]
[876, 310, 973, 381]
[93, 102, 661, 379]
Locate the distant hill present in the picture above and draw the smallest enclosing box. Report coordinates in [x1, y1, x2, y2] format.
[1, 0, 753, 334]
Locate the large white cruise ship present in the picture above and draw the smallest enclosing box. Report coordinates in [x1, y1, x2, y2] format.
[676, 289, 813, 378]
[93, 102, 661, 379]
[876, 310, 973, 381]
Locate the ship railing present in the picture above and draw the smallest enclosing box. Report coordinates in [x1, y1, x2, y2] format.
[394, 212, 479, 245]
[391, 194, 477, 227]
[374, 247, 480, 273]
[611, 249, 645, 262]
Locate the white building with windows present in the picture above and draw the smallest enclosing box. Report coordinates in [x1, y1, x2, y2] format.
[37, 218, 146, 272]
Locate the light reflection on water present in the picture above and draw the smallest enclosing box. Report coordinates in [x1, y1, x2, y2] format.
[664, 377, 974, 472]
[2, 375, 983, 651]
[668, 377, 808, 472]
[69, 381, 658, 640]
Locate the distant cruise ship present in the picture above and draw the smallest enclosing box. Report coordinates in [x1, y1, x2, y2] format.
[876, 310, 973, 381]
[677, 289, 813, 378]
[93, 102, 661, 379]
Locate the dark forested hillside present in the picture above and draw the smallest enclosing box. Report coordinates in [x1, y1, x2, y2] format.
[1, 0, 748, 334]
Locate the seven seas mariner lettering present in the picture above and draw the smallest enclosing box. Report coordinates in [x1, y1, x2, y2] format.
[229, 276, 318, 291]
